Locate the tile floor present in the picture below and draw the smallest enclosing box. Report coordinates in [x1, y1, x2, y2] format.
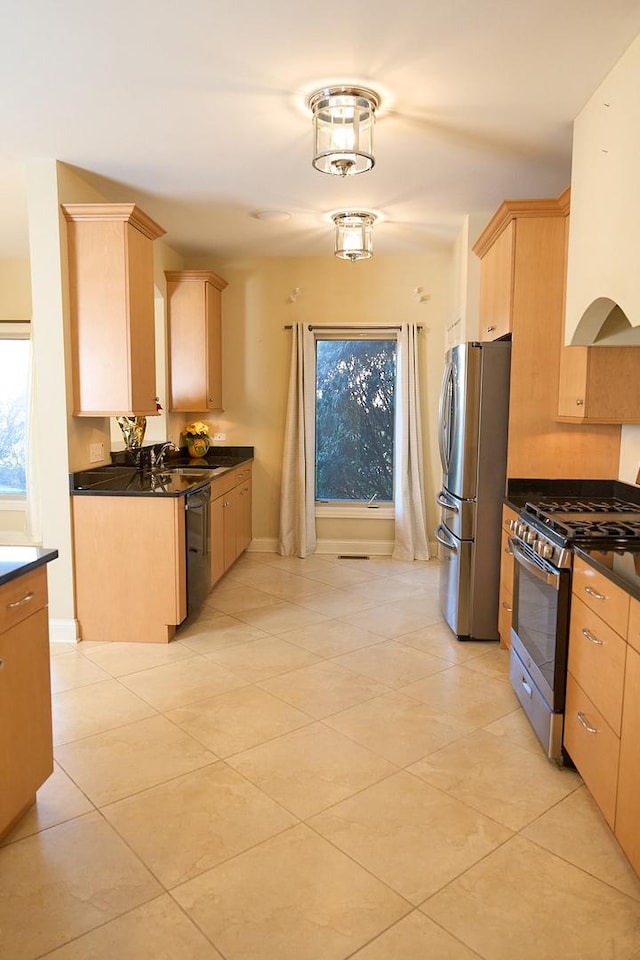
[2, 553, 640, 959]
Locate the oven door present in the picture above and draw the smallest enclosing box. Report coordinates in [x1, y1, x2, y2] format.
[509, 537, 570, 710]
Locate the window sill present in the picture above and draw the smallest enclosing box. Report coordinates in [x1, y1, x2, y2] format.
[315, 503, 394, 520]
[0, 498, 26, 512]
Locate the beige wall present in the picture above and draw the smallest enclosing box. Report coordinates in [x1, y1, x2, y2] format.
[190, 254, 453, 549]
[0, 259, 31, 320]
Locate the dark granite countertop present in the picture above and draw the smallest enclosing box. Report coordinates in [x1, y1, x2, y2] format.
[504, 478, 640, 512]
[0, 546, 58, 587]
[70, 446, 254, 497]
[574, 546, 640, 603]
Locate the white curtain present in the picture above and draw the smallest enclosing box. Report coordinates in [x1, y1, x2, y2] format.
[393, 322, 430, 561]
[278, 323, 316, 557]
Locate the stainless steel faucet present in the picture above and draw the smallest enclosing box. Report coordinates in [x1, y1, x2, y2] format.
[151, 440, 178, 470]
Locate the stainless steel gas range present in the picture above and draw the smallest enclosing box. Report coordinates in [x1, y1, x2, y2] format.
[507, 492, 640, 761]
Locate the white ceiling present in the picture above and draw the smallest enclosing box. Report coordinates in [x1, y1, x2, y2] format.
[2, 0, 640, 260]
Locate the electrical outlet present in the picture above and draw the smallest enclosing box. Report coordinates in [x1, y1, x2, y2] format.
[213, 432, 226, 442]
[89, 442, 105, 463]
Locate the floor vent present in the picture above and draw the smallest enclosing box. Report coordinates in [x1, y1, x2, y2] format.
[337, 554, 370, 560]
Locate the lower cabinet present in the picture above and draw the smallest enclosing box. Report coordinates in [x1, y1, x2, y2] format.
[210, 464, 252, 587]
[615, 645, 640, 875]
[0, 567, 53, 838]
[73, 495, 187, 643]
[498, 505, 517, 648]
[563, 555, 640, 874]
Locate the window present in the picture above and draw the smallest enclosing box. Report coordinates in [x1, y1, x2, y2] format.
[315, 335, 397, 504]
[0, 324, 30, 501]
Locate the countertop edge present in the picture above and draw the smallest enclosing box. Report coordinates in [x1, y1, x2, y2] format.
[0, 548, 59, 588]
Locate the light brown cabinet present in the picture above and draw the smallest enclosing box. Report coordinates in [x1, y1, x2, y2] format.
[615, 645, 640, 876]
[478, 219, 514, 341]
[72, 495, 187, 643]
[473, 191, 621, 479]
[498, 505, 517, 648]
[0, 567, 53, 839]
[210, 464, 253, 587]
[563, 554, 640, 873]
[558, 345, 640, 423]
[165, 270, 228, 412]
[62, 203, 165, 416]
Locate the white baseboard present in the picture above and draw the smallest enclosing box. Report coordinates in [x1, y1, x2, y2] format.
[49, 618, 80, 644]
[249, 537, 440, 560]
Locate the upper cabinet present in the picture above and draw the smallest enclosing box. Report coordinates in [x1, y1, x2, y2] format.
[473, 191, 621, 479]
[62, 203, 165, 417]
[477, 218, 514, 341]
[558, 345, 640, 423]
[165, 270, 228, 412]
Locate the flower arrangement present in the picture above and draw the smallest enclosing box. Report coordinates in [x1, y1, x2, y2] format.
[182, 421, 211, 458]
[183, 420, 210, 439]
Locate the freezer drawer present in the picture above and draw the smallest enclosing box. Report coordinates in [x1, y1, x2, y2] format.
[436, 522, 501, 642]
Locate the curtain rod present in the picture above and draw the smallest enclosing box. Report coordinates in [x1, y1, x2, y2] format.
[283, 324, 423, 331]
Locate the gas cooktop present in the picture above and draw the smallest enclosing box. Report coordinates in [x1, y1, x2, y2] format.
[521, 496, 640, 548]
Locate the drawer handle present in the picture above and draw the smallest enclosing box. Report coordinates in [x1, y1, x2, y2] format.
[0, 657, 4, 669]
[577, 711, 598, 734]
[504, 545, 513, 555]
[585, 585, 606, 601]
[502, 601, 512, 613]
[7, 591, 35, 609]
[520, 675, 533, 698]
[486, 325, 496, 332]
[582, 627, 603, 646]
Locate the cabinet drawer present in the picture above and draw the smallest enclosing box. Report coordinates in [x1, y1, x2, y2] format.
[567, 595, 626, 735]
[0, 568, 48, 635]
[628, 596, 640, 655]
[572, 556, 629, 636]
[564, 673, 620, 828]
[210, 463, 253, 500]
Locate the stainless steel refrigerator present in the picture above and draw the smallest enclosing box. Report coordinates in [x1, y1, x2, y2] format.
[435, 340, 511, 641]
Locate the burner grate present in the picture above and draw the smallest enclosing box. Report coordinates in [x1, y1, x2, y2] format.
[534, 497, 640, 514]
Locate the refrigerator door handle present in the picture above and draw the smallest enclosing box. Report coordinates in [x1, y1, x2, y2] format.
[436, 490, 459, 513]
[435, 523, 458, 553]
[438, 360, 453, 474]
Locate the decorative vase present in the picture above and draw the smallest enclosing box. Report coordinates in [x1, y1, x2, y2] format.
[115, 416, 147, 451]
[186, 435, 210, 458]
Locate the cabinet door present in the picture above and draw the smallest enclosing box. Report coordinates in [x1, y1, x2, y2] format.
[0, 608, 53, 835]
[63, 204, 164, 416]
[478, 220, 514, 340]
[238, 478, 252, 555]
[615, 645, 640, 874]
[558, 345, 640, 423]
[210, 494, 225, 587]
[205, 283, 222, 410]
[223, 487, 240, 570]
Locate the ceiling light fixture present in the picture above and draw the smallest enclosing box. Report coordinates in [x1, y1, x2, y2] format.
[332, 211, 376, 261]
[307, 85, 380, 177]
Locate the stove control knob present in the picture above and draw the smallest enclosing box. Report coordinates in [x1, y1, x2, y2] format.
[516, 522, 526, 538]
[525, 531, 537, 545]
[508, 519, 518, 533]
[541, 543, 554, 560]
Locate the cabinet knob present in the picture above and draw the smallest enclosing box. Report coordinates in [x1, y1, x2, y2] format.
[576, 398, 584, 406]
[502, 601, 512, 613]
[0, 657, 4, 669]
[486, 325, 496, 332]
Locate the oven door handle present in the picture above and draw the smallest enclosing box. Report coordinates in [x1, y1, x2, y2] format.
[509, 538, 560, 590]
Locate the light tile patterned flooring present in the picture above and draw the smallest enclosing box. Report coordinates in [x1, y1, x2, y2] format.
[2, 553, 640, 959]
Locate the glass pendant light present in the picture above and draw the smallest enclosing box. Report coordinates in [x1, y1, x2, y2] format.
[307, 86, 380, 177]
[332, 211, 376, 261]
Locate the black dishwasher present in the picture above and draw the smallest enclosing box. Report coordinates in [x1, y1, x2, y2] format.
[185, 482, 211, 616]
